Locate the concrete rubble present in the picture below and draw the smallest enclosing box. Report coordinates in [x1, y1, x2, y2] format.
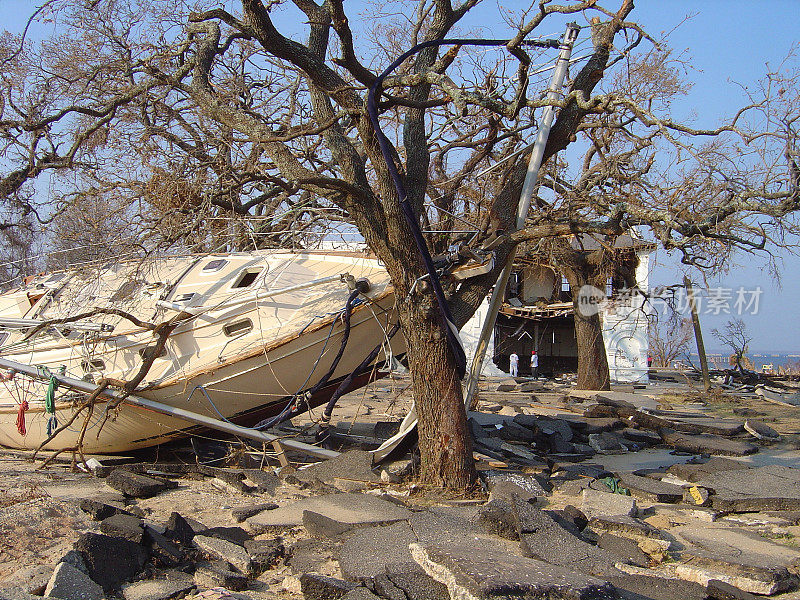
[3, 374, 800, 600]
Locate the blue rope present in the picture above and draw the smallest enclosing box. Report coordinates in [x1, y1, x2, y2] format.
[188, 385, 237, 425]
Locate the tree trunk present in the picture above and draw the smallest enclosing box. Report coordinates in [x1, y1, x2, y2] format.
[573, 307, 611, 390]
[399, 295, 476, 488]
[562, 255, 612, 391]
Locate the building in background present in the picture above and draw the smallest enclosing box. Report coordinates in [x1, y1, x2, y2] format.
[463, 235, 653, 383]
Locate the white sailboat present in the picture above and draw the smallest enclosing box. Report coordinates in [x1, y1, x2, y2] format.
[0, 251, 402, 453]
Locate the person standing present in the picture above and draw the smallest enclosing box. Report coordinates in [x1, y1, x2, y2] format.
[509, 352, 519, 377]
[530, 350, 539, 378]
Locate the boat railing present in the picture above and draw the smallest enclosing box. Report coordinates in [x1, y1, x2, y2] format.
[0, 316, 114, 333]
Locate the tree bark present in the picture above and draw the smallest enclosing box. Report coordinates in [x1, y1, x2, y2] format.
[401, 297, 476, 487]
[572, 304, 611, 391]
[561, 249, 612, 391]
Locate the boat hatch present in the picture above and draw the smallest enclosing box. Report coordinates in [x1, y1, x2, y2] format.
[223, 319, 253, 337]
[110, 279, 142, 302]
[139, 345, 167, 361]
[81, 358, 106, 373]
[232, 269, 262, 289]
[201, 259, 228, 273]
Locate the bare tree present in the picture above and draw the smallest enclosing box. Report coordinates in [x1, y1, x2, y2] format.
[3, 1, 800, 489]
[508, 42, 800, 390]
[713, 318, 753, 372]
[649, 313, 693, 369]
[0, 212, 39, 290]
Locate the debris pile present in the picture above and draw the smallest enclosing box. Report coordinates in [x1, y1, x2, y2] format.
[3, 374, 800, 600]
[469, 384, 776, 468]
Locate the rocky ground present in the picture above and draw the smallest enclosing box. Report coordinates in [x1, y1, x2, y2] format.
[2, 372, 800, 600]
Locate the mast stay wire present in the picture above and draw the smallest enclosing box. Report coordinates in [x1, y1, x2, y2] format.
[366, 35, 564, 379]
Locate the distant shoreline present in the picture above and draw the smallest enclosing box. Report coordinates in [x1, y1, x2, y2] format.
[687, 352, 799, 369]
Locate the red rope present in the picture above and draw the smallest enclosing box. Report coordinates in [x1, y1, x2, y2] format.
[16, 400, 28, 436]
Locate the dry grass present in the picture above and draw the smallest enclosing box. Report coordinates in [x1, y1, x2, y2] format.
[0, 482, 49, 509]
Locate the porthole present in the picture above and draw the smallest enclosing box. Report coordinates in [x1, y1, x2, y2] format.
[223, 319, 253, 337]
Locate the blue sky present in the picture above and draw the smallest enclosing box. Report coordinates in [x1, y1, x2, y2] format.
[622, 1, 800, 352]
[3, 0, 799, 351]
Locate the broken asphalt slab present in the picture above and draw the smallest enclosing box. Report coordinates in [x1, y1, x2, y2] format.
[44, 562, 104, 600]
[695, 464, 800, 511]
[671, 525, 800, 594]
[104, 469, 179, 498]
[666, 417, 745, 437]
[338, 521, 419, 582]
[606, 574, 709, 600]
[293, 450, 381, 485]
[570, 391, 660, 412]
[300, 573, 359, 599]
[615, 473, 683, 503]
[478, 470, 551, 498]
[410, 537, 620, 600]
[744, 419, 781, 440]
[192, 534, 253, 575]
[597, 534, 650, 568]
[660, 431, 758, 457]
[581, 489, 637, 519]
[119, 575, 196, 600]
[508, 497, 622, 577]
[666, 457, 750, 483]
[586, 515, 668, 547]
[246, 492, 412, 532]
[74, 532, 148, 590]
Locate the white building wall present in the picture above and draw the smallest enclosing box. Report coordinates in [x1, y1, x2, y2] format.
[461, 297, 505, 376]
[601, 251, 651, 383]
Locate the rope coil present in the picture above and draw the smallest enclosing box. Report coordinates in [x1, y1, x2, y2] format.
[16, 400, 28, 435]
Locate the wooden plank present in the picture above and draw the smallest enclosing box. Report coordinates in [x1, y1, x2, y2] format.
[272, 440, 290, 467]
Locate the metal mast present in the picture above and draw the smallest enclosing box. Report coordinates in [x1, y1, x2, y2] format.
[463, 23, 580, 408]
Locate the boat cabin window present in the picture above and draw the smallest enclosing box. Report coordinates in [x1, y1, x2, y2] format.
[202, 259, 228, 273]
[232, 269, 262, 289]
[174, 292, 197, 303]
[139, 345, 167, 361]
[223, 319, 253, 337]
[0, 332, 8, 346]
[81, 358, 106, 373]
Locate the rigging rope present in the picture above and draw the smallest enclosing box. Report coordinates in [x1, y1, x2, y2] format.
[316, 321, 402, 444]
[253, 288, 362, 431]
[44, 376, 58, 414]
[39, 365, 65, 436]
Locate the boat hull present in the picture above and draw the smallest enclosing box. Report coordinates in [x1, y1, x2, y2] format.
[0, 252, 404, 453]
